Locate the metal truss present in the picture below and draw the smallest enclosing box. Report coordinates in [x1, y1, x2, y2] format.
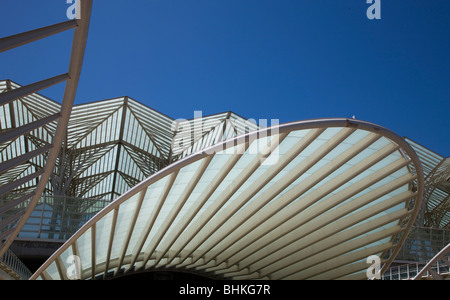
[32, 96, 258, 202]
[413, 242, 450, 280]
[406, 138, 450, 229]
[0, 90, 260, 247]
[0, 0, 93, 259]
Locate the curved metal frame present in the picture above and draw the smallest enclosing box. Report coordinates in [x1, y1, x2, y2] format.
[0, 0, 92, 258]
[31, 118, 424, 280]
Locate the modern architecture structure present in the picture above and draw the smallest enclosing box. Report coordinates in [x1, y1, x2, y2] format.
[0, 0, 92, 280]
[1, 0, 449, 280]
[29, 118, 428, 280]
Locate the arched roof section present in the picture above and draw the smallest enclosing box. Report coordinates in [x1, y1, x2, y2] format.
[31, 118, 424, 280]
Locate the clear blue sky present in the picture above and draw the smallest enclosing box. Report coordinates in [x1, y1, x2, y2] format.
[1, 0, 449, 156]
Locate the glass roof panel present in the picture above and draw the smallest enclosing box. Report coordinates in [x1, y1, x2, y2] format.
[94, 208, 116, 264]
[76, 227, 92, 272]
[109, 192, 142, 260]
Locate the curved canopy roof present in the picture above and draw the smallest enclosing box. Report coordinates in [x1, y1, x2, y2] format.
[31, 118, 424, 280]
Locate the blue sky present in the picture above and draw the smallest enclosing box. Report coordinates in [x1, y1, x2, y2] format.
[1, 0, 449, 156]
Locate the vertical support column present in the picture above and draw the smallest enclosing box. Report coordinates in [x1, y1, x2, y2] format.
[110, 97, 128, 202]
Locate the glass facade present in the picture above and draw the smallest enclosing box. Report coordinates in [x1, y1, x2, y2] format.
[394, 227, 450, 262]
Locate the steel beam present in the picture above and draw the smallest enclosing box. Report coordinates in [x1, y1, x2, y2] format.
[0, 74, 69, 106]
[0, 193, 34, 215]
[0, 20, 77, 53]
[0, 144, 52, 174]
[0, 113, 61, 144]
[413, 242, 450, 280]
[0, 169, 44, 195]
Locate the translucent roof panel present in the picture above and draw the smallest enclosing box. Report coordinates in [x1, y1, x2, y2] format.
[406, 138, 450, 229]
[31, 118, 424, 280]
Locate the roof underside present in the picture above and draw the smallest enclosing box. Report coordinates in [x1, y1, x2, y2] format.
[31, 119, 424, 280]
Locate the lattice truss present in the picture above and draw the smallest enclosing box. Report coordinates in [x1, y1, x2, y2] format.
[0, 81, 64, 245]
[406, 138, 450, 229]
[0, 81, 59, 198]
[0, 80, 259, 203]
